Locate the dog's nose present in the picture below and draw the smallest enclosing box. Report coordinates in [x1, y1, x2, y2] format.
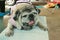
[29, 14, 34, 20]
[29, 14, 34, 17]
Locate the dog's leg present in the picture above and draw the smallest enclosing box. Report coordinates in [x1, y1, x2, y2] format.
[38, 21, 48, 31]
[5, 23, 14, 37]
[37, 17, 48, 31]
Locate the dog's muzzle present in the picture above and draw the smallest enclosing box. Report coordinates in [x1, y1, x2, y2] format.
[28, 14, 35, 25]
[21, 14, 35, 30]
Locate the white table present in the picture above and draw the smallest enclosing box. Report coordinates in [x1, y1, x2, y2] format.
[0, 16, 49, 40]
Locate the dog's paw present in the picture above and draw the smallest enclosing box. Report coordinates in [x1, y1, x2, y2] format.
[5, 30, 14, 37]
[43, 27, 48, 31]
[41, 26, 48, 31]
[39, 26, 48, 31]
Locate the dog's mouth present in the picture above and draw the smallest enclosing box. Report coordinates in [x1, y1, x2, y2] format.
[23, 20, 35, 26]
[28, 20, 35, 26]
[21, 20, 35, 30]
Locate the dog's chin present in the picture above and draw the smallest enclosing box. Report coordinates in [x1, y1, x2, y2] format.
[21, 26, 33, 30]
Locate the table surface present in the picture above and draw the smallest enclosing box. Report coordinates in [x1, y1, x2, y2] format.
[0, 16, 49, 40]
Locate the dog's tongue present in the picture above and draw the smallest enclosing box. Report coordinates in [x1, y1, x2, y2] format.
[28, 21, 34, 25]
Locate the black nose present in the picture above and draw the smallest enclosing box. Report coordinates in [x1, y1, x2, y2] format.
[29, 14, 34, 20]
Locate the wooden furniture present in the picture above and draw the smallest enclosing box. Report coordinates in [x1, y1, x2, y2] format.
[0, 1, 5, 13]
[32, 1, 47, 6]
[39, 8, 60, 40]
[39, 8, 60, 16]
[31, 0, 51, 6]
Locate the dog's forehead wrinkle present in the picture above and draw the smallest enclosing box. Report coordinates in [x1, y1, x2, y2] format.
[17, 5, 35, 13]
[22, 5, 34, 11]
[22, 13, 29, 16]
[22, 8, 33, 12]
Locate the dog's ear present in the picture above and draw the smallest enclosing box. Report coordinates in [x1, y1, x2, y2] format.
[34, 6, 41, 14]
[36, 9, 41, 14]
[13, 10, 21, 21]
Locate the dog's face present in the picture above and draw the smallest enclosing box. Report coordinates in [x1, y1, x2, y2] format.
[13, 3, 40, 30]
[21, 7, 38, 30]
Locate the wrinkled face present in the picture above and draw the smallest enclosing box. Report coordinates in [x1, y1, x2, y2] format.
[13, 4, 40, 30]
[21, 8, 38, 30]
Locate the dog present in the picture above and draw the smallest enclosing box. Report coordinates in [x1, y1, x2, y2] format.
[5, 3, 48, 37]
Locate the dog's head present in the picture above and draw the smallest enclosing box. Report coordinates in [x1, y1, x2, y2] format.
[13, 3, 40, 30]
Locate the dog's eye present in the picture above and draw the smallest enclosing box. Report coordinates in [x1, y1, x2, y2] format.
[34, 12, 37, 14]
[23, 15, 27, 17]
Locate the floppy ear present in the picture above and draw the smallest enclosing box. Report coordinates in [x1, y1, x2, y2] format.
[36, 9, 41, 14]
[13, 10, 21, 21]
[34, 6, 41, 14]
